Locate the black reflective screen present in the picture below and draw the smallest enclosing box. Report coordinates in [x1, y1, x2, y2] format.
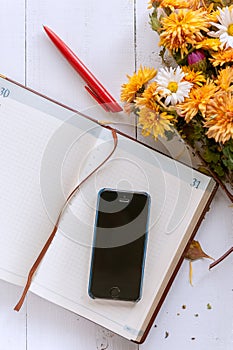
[89, 189, 150, 302]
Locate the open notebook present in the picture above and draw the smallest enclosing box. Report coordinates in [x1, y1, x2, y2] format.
[0, 76, 217, 343]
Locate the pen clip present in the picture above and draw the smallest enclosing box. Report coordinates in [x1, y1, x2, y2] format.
[85, 85, 111, 112]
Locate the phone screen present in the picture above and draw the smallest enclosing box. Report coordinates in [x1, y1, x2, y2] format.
[88, 188, 150, 302]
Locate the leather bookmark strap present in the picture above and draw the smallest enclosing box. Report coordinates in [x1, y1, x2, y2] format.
[14, 129, 118, 311]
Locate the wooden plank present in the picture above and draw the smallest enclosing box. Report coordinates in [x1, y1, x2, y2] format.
[135, 1, 193, 162]
[0, 2, 26, 349]
[0, 1, 26, 83]
[135, 3, 233, 349]
[25, 0, 135, 135]
[0, 280, 26, 349]
[135, 0, 161, 69]
[27, 294, 138, 350]
[26, 1, 138, 349]
[140, 191, 233, 349]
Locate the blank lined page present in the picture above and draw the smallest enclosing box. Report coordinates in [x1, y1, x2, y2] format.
[0, 97, 99, 286]
[31, 129, 215, 341]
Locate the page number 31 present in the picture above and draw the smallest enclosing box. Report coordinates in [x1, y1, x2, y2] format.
[191, 178, 201, 189]
[0, 87, 10, 98]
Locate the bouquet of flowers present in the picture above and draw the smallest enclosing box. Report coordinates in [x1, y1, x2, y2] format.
[121, 0, 233, 203]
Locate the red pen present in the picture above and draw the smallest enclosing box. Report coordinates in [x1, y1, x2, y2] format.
[43, 26, 122, 113]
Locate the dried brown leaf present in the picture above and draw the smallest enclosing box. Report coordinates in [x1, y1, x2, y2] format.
[185, 240, 214, 261]
[185, 240, 214, 285]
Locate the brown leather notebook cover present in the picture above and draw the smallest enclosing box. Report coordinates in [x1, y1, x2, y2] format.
[0, 75, 218, 343]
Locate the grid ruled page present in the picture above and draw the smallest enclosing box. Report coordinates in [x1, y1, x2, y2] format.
[0, 96, 99, 286]
[31, 130, 214, 341]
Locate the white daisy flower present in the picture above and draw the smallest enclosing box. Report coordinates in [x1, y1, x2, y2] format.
[155, 67, 192, 106]
[209, 6, 233, 49]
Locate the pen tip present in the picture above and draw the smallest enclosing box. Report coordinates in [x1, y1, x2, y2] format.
[43, 25, 49, 34]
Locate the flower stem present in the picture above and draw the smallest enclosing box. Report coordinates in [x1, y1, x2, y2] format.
[209, 247, 233, 269]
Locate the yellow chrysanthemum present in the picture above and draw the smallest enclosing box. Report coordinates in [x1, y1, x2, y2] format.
[121, 66, 157, 103]
[138, 106, 175, 140]
[206, 8, 219, 23]
[204, 92, 233, 143]
[182, 66, 206, 86]
[136, 82, 160, 110]
[215, 67, 233, 92]
[159, 9, 210, 58]
[195, 38, 221, 51]
[177, 82, 218, 122]
[210, 48, 233, 66]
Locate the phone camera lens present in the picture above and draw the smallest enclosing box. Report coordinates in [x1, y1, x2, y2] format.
[100, 190, 118, 202]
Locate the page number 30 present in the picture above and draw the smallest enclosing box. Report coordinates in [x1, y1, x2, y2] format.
[0, 87, 10, 98]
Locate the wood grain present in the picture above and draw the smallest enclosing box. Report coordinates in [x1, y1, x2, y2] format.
[0, 281, 26, 349]
[0, 1, 25, 82]
[0, 3, 26, 349]
[25, 0, 136, 135]
[24, 1, 138, 349]
[27, 294, 138, 350]
[0, 1, 232, 349]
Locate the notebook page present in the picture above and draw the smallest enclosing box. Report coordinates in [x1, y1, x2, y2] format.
[0, 96, 101, 286]
[31, 128, 214, 340]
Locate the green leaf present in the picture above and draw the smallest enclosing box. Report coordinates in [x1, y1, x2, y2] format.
[222, 142, 233, 170]
[203, 148, 220, 164]
[193, 123, 204, 141]
[149, 11, 161, 32]
[212, 164, 225, 177]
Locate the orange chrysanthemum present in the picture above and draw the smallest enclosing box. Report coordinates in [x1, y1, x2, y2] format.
[138, 106, 175, 140]
[210, 48, 233, 66]
[148, 0, 201, 9]
[216, 67, 233, 92]
[160, 0, 199, 10]
[205, 92, 233, 143]
[121, 66, 157, 103]
[177, 82, 218, 122]
[182, 66, 206, 87]
[159, 9, 210, 58]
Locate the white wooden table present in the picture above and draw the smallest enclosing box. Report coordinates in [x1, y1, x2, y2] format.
[0, 1, 232, 349]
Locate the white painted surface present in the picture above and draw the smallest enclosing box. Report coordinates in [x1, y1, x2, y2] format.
[0, 0, 232, 349]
